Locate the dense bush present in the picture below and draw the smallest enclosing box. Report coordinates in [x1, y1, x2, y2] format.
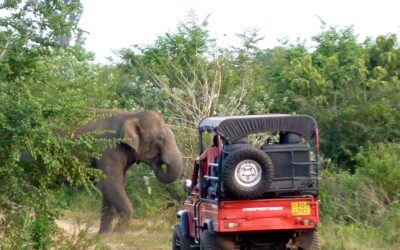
[0, 1, 123, 247]
[319, 144, 400, 246]
[257, 26, 400, 169]
[320, 170, 388, 224]
[355, 143, 400, 200]
[0, 49, 113, 248]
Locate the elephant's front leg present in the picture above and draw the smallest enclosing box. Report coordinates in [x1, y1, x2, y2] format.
[109, 180, 134, 233]
[99, 196, 117, 234]
[99, 174, 134, 233]
[97, 148, 134, 233]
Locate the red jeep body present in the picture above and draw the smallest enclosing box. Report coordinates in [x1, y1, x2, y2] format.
[184, 197, 319, 235]
[173, 115, 321, 250]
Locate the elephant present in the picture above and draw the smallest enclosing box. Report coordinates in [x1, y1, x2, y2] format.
[76, 108, 183, 233]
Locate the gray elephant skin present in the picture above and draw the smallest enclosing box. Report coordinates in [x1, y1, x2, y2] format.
[77, 109, 183, 233]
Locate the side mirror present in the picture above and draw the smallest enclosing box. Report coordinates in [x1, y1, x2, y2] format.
[183, 179, 192, 193]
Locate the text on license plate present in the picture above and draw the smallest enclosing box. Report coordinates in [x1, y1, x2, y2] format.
[291, 202, 311, 216]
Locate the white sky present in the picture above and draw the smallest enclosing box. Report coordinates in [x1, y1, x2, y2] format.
[80, 0, 400, 63]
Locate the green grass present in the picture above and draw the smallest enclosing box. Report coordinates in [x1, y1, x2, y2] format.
[99, 219, 172, 250]
[319, 220, 399, 250]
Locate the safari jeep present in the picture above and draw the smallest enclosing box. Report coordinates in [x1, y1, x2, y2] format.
[173, 115, 321, 250]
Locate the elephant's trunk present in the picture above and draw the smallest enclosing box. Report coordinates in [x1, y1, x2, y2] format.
[151, 154, 183, 184]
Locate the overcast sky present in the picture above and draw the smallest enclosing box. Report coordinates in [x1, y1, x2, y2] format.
[79, 0, 400, 63]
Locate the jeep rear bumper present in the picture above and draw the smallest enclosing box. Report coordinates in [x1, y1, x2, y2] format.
[215, 197, 319, 232]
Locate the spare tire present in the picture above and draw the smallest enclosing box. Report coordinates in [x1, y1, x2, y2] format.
[222, 146, 274, 199]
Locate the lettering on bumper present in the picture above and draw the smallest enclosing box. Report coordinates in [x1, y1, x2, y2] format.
[242, 207, 284, 212]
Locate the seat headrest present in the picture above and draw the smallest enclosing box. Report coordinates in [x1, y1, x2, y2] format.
[231, 136, 248, 144]
[280, 132, 302, 144]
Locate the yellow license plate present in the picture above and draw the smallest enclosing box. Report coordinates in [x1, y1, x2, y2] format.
[291, 202, 311, 216]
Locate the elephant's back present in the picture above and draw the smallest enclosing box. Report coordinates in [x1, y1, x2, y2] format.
[76, 109, 135, 137]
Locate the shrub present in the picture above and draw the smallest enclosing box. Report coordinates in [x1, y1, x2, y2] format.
[124, 164, 187, 223]
[319, 169, 388, 223]
[0, 50, 111, 248]
[319, 166, 400, 247]
[354, 143, 400, 200]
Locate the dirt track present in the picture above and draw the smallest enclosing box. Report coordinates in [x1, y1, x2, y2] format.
[56, 217, 171, 250]
[56, 218, 98, 235]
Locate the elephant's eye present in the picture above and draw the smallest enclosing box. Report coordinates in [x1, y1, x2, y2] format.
[157, 132, 166, 142]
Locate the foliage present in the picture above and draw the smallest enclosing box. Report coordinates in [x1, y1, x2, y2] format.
[0, 0, 83, 47]
[260, 25, 400, 169]
[320, 143, 400, 242]
[319, 220, 397, 250]
[320, 169, 385, 223]
[115, 15, 271, 128]
[0, 49, 113, 248]
[0, 0, 89, 81]
[0, 1, 117, 248]
[114, 18, 400, 171]
[355, 143, 400, 200]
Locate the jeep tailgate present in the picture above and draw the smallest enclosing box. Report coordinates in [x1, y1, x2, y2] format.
[217, 197, 319, 232]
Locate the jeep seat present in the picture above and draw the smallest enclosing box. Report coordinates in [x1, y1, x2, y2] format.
[222, 136, 249, 156]
[261, 132, 310, 178]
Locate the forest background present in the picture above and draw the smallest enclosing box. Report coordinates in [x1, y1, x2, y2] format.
[0, 0, 399, 249]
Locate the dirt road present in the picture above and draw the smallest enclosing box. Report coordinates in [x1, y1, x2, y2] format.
[56, 217, 172, 250]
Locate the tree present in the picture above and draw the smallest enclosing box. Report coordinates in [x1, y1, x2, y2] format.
[259, 24, 400, 169]
[0, 1, 113, 248]
[0, 0, 88, 80]
[116, 14, 273, 128]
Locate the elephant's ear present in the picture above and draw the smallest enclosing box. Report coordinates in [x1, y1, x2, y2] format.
[120, 118, 140, 152]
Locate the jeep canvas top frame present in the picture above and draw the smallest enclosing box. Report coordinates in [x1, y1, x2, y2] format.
[198, 114, 318, 143]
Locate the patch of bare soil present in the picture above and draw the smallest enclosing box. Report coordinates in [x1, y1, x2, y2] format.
[56, 217, 172, 250]
[56, 218, 98, 235]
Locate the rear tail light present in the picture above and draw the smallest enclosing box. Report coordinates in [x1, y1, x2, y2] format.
[224, 222, 239, 229]
[296, 218, 315, 226]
